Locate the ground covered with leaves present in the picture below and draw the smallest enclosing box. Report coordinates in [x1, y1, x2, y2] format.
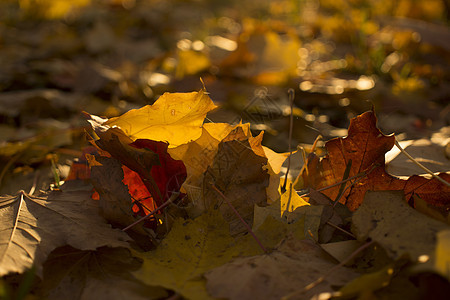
[0, 0, 450, 299]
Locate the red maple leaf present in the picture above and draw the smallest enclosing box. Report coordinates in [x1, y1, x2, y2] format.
[129, 139, 187, 210]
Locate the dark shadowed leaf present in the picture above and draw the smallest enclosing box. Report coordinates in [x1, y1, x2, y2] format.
[352, 191, 449, 260]
[205, 237, 357, 300]
[0, 190, 130, 276]
[42, 246, 167, 300]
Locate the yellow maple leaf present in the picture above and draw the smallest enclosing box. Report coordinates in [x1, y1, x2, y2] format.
[105, 90, 216, 148]
[133, 211, 305, 300]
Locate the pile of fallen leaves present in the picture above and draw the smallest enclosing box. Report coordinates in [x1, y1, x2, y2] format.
[1, 90, 449, 299]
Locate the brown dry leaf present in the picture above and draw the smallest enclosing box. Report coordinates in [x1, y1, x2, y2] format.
[42, 246, 167, 300]
[352, 191, 449, 260]
[205, 237, 358, 300]
[202, 126, 270, 235]
[297, 110, 450, 211]
[168, 122, 273, 219]
[0, 190, 130, 277]
[309, 189, 352, 243]
[89, 156, 137, 228]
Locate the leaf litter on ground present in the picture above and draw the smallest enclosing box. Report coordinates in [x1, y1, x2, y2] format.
[0, 89, 449, 299]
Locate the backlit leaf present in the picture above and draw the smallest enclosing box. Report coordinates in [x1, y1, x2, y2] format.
[104, 90, 216, 148]
[297, 110, 450, 211]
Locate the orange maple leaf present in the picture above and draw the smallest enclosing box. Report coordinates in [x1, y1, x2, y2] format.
[300, 111, 450, 211]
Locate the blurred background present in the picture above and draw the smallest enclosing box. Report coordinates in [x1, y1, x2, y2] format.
[0, 0, 449, 194]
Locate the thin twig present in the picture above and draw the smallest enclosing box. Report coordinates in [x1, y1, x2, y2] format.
[211, 184, 269, 254]
[285, 183, 293, 213]
[310, 135, 323, 153]
[325, 221, 356, 239]
[395, 139, 450, 188]
[122, 192, 179, 232]
[282, 88, 295, 192]
[298, 170, 367, 198]
[333, 160, 352, 204]
[282, 240, 375, 300]
[332, 163, 378, 207]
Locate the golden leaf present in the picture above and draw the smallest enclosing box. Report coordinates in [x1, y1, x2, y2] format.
[105, 90, 216, 148]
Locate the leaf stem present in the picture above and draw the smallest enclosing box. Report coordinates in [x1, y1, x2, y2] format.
[282, 88, 295, 192]
[211, 184, 269, 254]
[333, 159, 352, 203]
[325, 221, 356, 239]
[298, 170, 366, 197]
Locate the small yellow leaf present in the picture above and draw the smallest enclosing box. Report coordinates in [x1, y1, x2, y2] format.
[262, 146, 290, 175]
[105, 90, 216, 148]
[280, 181, 310, 214]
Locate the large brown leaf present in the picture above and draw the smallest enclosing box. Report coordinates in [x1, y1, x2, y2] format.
[0, 190, 130, 276]
[352, 191, 449, 260]
[205, 237, 357, 300]
[298, 111, 450, 211]
[202, 127, 269, 235]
